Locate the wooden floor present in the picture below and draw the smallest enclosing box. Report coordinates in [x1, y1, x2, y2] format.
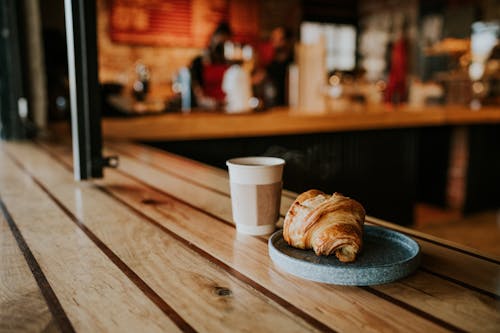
[415, 204, 500, 258]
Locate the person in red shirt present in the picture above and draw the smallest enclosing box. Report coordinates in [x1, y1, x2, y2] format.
[190, 22, 232, 109]
[385, 25, 408, 105]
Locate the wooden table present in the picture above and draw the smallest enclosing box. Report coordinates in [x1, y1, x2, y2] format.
[1, 140, 499, 332]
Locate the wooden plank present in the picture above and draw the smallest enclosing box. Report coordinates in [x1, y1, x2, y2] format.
[48, 140, 500, 295]
[96, 163, 499, 333]
[107, 141, 296, 216]
[38, 144, 467, 331]
[108, 141, 230, 194]
[109, 146, 235, 221]
[366, 217, 500, 296]
[374, 271, 500, 332]
[100, 141, 500, 294]
[106, 141, 491, 255]
[105, 141, 500, 258]
[0, 146, 183, 333]
[366, 216, 500, 263]
[108, 141, 298, 200]
[41, 141, 500, 331]
[0, 212, 61, 333]
[6, 143, 330, 333]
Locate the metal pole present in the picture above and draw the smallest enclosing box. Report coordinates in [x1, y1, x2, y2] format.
[64, 0, 116, 180]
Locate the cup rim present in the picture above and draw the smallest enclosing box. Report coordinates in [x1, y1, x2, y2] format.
[226, 156, 285, 168]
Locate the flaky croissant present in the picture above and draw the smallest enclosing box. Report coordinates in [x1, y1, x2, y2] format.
[283, 190, 365, 262]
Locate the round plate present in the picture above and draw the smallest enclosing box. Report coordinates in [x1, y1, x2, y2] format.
[268, 225, 420, 286]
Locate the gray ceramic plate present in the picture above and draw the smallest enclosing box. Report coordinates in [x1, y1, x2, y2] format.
[268, 225, 420, 286]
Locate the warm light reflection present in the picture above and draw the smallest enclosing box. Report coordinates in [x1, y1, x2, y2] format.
[472, 81, 485, 94]
[329, 75, 340, 86]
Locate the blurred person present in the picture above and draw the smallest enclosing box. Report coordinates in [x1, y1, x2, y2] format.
[385, 21, 409, 104]
[254, 26, 295, 107]
[190, 22, 232, 109]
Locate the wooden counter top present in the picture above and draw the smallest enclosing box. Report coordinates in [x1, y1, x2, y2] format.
[1, 140, 499, 332]
[93, 105, 500, 141]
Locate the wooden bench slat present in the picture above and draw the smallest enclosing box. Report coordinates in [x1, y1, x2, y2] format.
[0, 213, 61, 333]
[107, 141, 296, 216]
[0, 145, 183, 333]
[36, 142, 455, 331]
[108, 141, 499, 262]
[6, 143, 329, 333]
[103, 168, 458, 332]
[104, 162, 500, 332]
[107, 143, 500, 263]
[30, 140, 500, 332]
[96, 144, 500, 295]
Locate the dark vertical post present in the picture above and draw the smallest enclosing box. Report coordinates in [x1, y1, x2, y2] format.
[0, 0, 25, 140]
[64, 0, 104, 180]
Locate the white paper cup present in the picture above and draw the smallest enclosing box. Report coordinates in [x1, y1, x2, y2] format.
[226, 157, 285, 235]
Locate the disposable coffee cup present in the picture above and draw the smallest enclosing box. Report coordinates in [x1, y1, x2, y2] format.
[226, 157, 285, 235]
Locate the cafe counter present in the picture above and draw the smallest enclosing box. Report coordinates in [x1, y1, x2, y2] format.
[50, 105, 500, 141]
[0, 140, 498, 332]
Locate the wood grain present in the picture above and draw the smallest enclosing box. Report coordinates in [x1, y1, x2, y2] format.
[101, 174, 456, 332]
[49, 145, 468, 330]
[0, 147, 182, 333]
[6, 143, 327, 333]
[107, 141, 296, 216]
[374, 271, 500, 332]
[49, 106, 500, 141]
[34, 143, 454, 331]
[84, 142, 500, 330]
[8, 140, 500, 332]
[103, 141, 500, 295]
[99, 160, 500, 332]
[108, 141, 299, 199]
[0, 213, 60, 333]
[367, 216, 500, 262]
[366, 216, 500, 295]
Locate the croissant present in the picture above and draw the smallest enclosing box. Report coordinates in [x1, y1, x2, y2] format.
[283, 190, 365, 262]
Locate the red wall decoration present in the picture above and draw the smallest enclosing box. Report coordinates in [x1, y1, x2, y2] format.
[110, 0, 259, 47]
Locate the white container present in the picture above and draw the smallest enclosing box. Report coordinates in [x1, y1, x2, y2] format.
[222, 65, 252, 113]
[226, 157, 285, 235]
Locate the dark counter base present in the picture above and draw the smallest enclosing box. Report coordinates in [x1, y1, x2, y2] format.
[465, 124, 500, 214]
[417, 127, 451, 207]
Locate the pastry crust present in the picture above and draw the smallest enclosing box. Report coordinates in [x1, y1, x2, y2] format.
[283, 190, 365, 262]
